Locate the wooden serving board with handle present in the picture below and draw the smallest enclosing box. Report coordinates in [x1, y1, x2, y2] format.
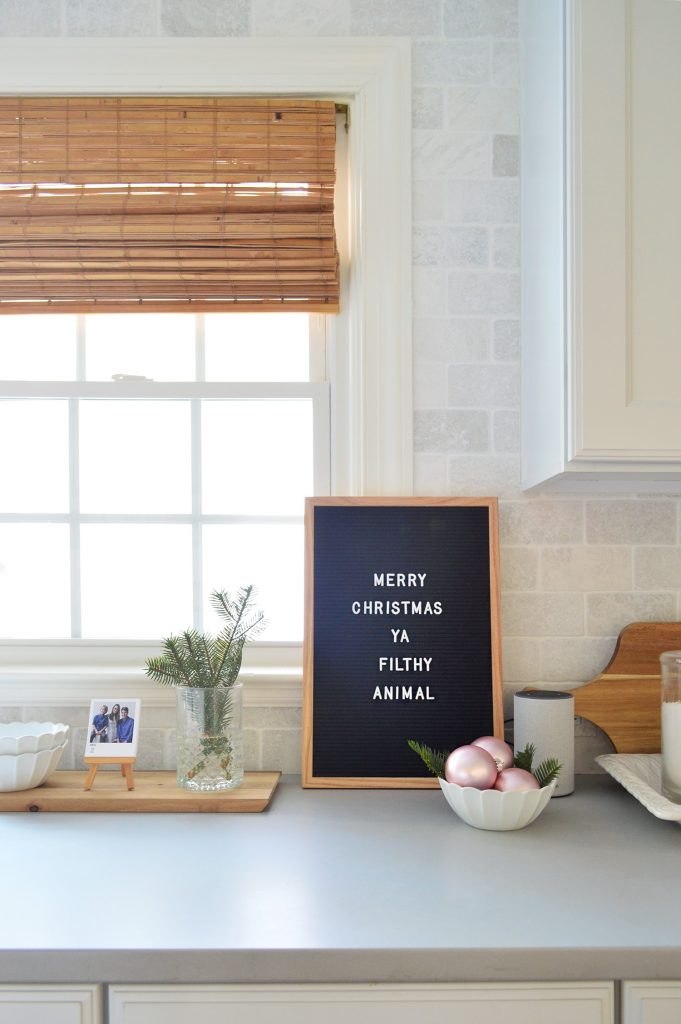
[573, 622, 681, 753]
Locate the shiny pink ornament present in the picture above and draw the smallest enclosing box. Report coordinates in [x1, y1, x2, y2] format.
[494, 767, 540, 792]
[471, 735, 514, 771]
[444, 744, 498, 790]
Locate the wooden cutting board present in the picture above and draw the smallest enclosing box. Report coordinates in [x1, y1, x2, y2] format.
[0, 770, 280, 813]
[572, 622, 681, 753]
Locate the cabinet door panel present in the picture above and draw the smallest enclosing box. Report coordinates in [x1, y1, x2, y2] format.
[623, 982, 681, 1024]
[577, 0, 681, 457]
[110, 982, 613, 1024]
[0, 985, 101, 1024]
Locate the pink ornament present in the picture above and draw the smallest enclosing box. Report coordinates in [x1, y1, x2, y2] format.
[444, 745, 498, 790]
[494, 767, 540, 792]
[471, 735, 514, 771]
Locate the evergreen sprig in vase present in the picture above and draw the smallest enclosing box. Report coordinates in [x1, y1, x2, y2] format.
[145, 587, 264, 792]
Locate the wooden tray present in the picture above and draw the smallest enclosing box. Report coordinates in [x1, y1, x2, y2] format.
[0, 770, 280, 813]
[573, 622, 681, 753]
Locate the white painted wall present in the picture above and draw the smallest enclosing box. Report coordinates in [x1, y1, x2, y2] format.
[1, 0, 678, 773]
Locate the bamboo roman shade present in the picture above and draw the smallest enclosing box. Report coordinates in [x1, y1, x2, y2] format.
[0, 96, 339, 313]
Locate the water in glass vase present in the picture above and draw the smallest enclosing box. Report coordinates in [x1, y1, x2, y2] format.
[176, 684, 244, 791]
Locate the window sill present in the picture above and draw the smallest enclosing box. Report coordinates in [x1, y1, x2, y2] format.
[0, 667, 302, 708]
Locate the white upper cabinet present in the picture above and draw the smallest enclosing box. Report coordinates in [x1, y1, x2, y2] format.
[521, 0, 681, 491]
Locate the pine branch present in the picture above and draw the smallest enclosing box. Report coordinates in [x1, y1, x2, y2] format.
[182, 629, 216, 687]
[534, 757, 562, 788]
[513, 742, 536, 773]
[212, 586, 264, 645]
[145, 657, 188, 688]
[212, 634, 244, 686]
[145, 586, 264, 691]
[407, 739, 448, 778]
[212, 587, 263, 681]
[198, 633, 218, 684]
[154, 636, 196, 686]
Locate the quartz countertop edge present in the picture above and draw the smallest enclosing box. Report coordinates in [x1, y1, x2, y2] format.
[0, 947, 679, 986]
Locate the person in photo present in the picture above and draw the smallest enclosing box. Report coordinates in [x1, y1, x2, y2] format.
[116, 706, 135, 744]
[89, 704, 109, 743]
[107, 703, 121, 743]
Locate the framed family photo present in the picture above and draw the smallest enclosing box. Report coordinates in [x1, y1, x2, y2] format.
[84, 699, 140, 759]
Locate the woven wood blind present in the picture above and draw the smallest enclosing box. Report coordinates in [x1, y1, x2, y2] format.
[0, 96, 339, 314]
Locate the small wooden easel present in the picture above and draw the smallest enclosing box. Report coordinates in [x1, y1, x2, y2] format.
[84, 757, 136, 791]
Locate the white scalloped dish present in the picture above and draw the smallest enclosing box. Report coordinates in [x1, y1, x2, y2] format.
[0, 743, 68, 792]
[438, 777, 556, 831]
[596, 753, 681, 822]
[0, 721, 70, 755]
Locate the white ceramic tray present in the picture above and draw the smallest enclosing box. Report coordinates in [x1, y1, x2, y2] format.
[596, 753, 681, 822]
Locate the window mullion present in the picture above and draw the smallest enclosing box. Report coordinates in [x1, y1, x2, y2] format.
[68, 397, 82, 639]
[195, 313, 206, 383]
[308, 314, 327, 383]
[191, 398, 203, 631]
[76, 314, 86, 381]
[192, 314, 204, 631]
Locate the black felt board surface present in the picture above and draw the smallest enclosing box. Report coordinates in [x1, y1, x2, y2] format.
[306, 501, 500, 783]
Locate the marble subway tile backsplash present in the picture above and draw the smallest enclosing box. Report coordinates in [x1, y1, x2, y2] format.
[350, 0, 442, 37]
[447, 361, 519, 406]
[160, 0, 251, 36]
[586, 500, 677, 545]
[414, 409, 489, 452]
[540, 547, 633, 593]
[501, 592, 585, 637]
[252, 0, 349, 36]
[413, 132, 490, 180]
[412, 41, 490, 86]
[492, 134, 519, 176]
[0, 0, 61, 34]
[442, 0, 518, 39]
[64, 0, 157, 35]
[412, 88, 445, 130]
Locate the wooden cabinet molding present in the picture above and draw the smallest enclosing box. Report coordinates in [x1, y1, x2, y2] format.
[623, 981, 681, 1024]
[0, 984, 101, 1024]
[109, 982, 614, 1024]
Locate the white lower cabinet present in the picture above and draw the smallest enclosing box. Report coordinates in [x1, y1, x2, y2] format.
[623, 982, 681, 1024]
[109, 982, 614, 1024]
[0, 985, 101, 1024]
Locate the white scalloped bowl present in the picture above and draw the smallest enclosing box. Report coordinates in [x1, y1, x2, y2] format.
[438, 777, 556, 831]
[0, 742, 68, 792]
[0, 722, 70, 755]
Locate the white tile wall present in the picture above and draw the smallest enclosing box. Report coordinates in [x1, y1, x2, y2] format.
[161, 0, 251, 36]
[252, 0, 350, 36]
[65, 0, 157, 35]
[1, 0, 676, 774]
[0, 0, 61, 34]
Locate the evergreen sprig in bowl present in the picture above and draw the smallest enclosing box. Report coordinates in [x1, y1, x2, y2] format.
[409, 738, 561, 831]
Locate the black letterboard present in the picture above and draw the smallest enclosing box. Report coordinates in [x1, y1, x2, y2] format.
[306, 500, 501, 784]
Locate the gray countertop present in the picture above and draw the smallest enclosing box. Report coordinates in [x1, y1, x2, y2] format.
[0, 774, 679, 984]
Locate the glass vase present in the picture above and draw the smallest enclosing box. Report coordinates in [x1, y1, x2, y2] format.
[175, 684, 244, 791]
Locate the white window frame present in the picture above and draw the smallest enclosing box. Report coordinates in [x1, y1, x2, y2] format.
[0, 37, 413, 707]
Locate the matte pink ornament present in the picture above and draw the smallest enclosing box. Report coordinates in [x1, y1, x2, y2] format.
[494, 767, 540, 792]
[444, 744, 498, 790]
[471, 735, 514, 771]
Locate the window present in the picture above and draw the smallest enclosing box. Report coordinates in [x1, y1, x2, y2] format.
[0, 38, 411, 702]
[0, 311, 329, 643]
